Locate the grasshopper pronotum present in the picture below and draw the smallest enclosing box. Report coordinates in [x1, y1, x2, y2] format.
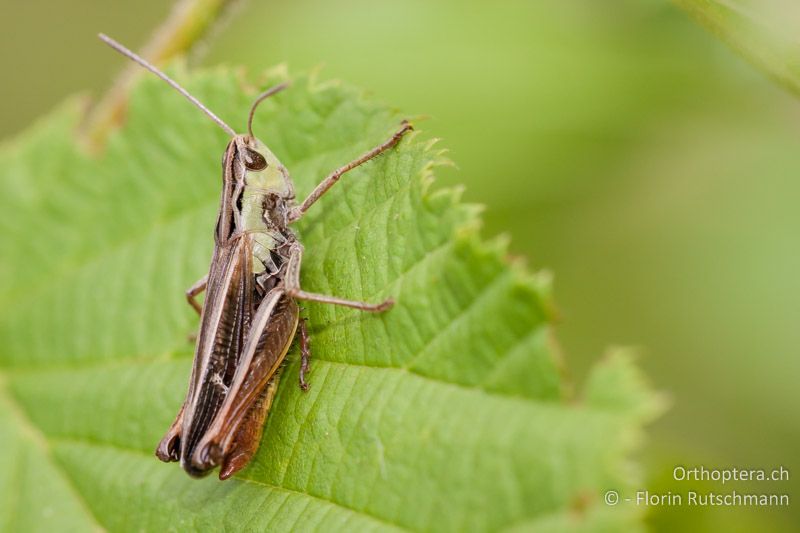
[100, 34, 411, 479]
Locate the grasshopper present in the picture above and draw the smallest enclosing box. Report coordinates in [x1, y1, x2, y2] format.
[100, 34, 411, 479]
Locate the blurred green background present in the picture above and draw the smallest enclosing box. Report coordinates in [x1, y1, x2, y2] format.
[1, 0, 797, 530]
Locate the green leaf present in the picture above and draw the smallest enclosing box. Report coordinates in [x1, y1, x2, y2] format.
[674, 0, 800, 96]
[0, 66, 660, 532]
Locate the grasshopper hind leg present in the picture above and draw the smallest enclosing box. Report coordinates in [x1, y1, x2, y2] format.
[218, 372, 282, 480]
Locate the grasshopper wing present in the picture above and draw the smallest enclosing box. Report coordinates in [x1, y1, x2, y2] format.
[191, 286, 299, 477]
[165, 238, 255, 477]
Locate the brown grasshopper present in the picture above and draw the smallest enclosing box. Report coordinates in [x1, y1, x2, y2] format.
[100, 34, 411, 479]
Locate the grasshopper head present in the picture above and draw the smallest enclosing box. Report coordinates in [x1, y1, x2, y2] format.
[233, 135, 294, 199]
[230, 81, 293, 198]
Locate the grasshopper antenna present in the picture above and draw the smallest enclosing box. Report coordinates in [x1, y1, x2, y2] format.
[98, 33, 237, 137]
[247, 82, 290, 140]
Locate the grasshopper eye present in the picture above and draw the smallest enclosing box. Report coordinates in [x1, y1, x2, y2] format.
[243, 148, 267, 171]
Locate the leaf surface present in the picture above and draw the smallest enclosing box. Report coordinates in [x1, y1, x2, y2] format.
[0, 67, 659, 532]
